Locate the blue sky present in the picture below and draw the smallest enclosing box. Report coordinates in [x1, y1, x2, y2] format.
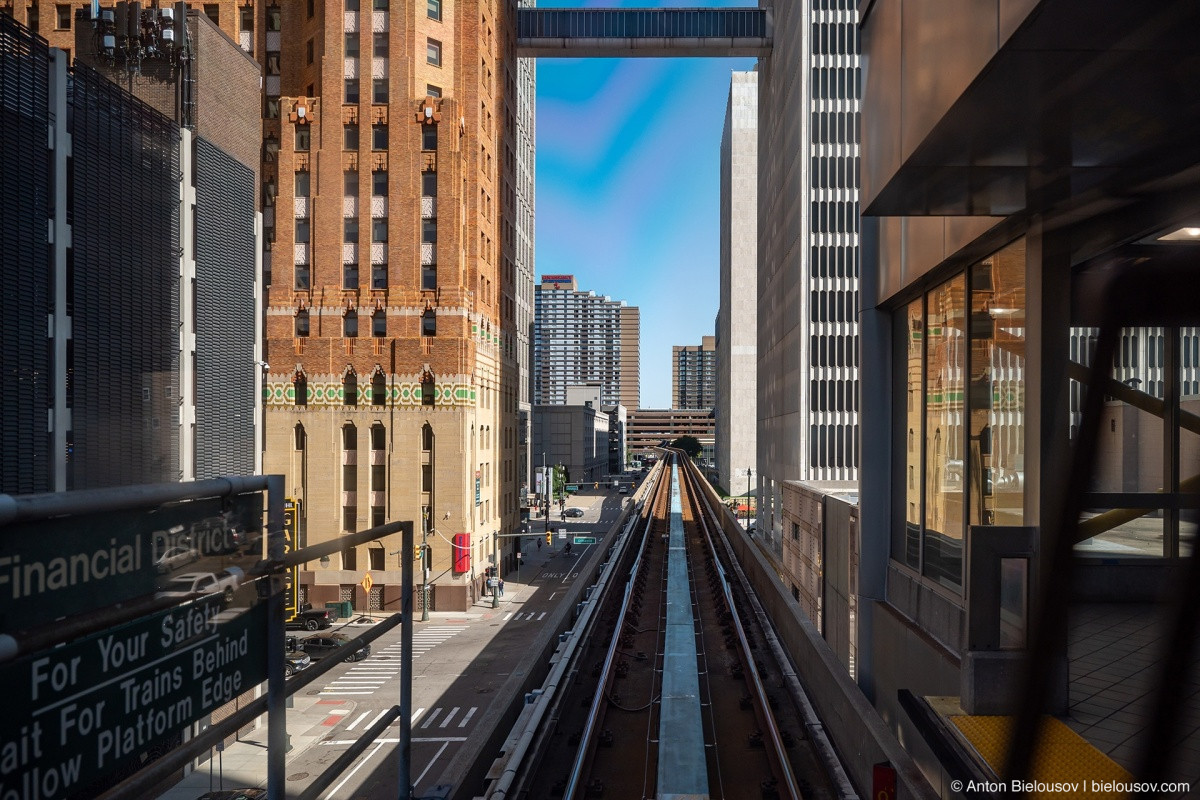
[533, 0, 755, 408]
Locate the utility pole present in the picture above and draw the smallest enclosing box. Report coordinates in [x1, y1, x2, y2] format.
[421, 510, 430, 622]
[492, 531, 499, 609]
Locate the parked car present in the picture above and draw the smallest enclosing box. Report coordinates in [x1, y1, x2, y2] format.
[286, 604, 334, 631]
[158, 567, 244, 604]
[289, 633, 371, 663]
[618, 486, 629, 495]
[564, 507, 585, 517]
[155, 545, 200, 573]
[283, 647, 312, 678]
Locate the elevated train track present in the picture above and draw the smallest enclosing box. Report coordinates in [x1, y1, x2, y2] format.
[480, 451, 847, 800]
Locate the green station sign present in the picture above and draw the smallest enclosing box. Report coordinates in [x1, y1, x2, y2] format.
[0, 597, 267, 799]
[0, 494, 263, 633]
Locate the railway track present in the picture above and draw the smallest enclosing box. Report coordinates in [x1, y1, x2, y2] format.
[490, 452, 843, 800]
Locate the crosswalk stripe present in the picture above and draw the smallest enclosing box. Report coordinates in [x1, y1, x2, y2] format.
[458, 707, 477, 728]
[503, 613, 513, 621]
[411, 707, 426, 725]
[538, 612, 547, 620]
[368, 709, 389, 729]
[346, 711, 370, 730]
[319, 690, 374, 695]
[420, 708, 441, 729]
[440, 707, 459, 727]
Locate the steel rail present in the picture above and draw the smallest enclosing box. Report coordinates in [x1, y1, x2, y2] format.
[561, 460, 671, 800]
[684, 457, 859, 799]
[679, 456, 803, 800]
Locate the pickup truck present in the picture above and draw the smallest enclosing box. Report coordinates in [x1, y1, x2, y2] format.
[158, 567, 244, 604]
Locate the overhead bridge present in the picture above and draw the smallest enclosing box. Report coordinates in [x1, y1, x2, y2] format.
[516, 7, 772, 58]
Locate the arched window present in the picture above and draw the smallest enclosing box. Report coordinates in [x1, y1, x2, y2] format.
[421, 372, 435, 406]
[422, 422, 434, 452]
[371, 370, 387, 406]
[294, 373, 308, 407]
[344, 310, 358, 338]
[343, 370, 358, 406]
[370, 423, 386, 451]
[294, 423, 306, 450]
[295, 309, 310, 337]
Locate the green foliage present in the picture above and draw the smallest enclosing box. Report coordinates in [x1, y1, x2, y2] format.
[671, 435, 702, 459]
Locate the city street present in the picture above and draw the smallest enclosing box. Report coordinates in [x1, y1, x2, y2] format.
[161, 490, 630, 800]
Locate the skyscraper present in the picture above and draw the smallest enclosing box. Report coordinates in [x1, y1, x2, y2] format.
[533, 275, 640, 411]
[716, 69, 758, 494]
[757, 0, 861, 542]
[672, 336, 717, 411]
[255, 0, 526, 611]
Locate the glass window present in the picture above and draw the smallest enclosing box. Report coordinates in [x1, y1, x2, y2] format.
[427, 84, 442, 98]
[968, 242, 1026, 529]
[372, 170, 387, 197]
[295, 128, 310, 152]
[344, 311, 358, 338]
[428, 0, 441, 21]
[265, 98, 280, 119]
[372, 310, 386, 337]
[344, 263, 359, 289]
[895, 299, 922, 569]
[294, 264, 310, 291]
[372, 265, 388, 290]
[422, 125, 437, 150]
[203, 4, 219, 24]
[345, 32, 359, 58]
[422, 378, 435, 406]
[345, 0, 359, 10]
[372, 219, 388, 243]
[371, 372, 386, 406]
[421, 171, 437, 197]
[924, 274, 966, 589]
[422, 219, 437, 244]
[373, 0, 387, 9]
[294, 171, 310, 197]
[306, 39, 314, 64]
[372, 78, 388, 104]
[266, 52, 280, 76]
[294, 219, 310, 243]
[344, 170, 358, 196]
[240, 6, 253, 32]
[344, 124, 359, 150]
[371, 423, 386, 450]
[344, 218, 358, 243]
[372, 124, 387, 150]
[295, 375, 308, 406]
[343, 372, 358, 406]
[373, 32, 388, 58]
[267, 6, 281, 30]
[295, 310, 310, 336]
[427, 39, 441, 66]
[344, 79, 359, 104]
[422, 310, 436, 337]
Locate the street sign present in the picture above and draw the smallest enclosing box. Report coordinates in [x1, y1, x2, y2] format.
[1, 598, 267, 799]
[0, 494, 262, 633]
[572, 536, 597, 545]
[557, 529, 567, 540]
[360, 573, 373, 593]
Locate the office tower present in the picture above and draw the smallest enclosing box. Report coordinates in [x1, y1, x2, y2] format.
[256, 0, 522, 611]
[513, 2, 537, 500]
[533, 275, 640, 411]
[716, 70, 758, 495]
[758, 0, 860, 543]
[672, 336, 717, 411]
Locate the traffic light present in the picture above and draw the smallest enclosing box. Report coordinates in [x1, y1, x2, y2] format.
[414, 545, 423, 562]
[546, 531, 552, 545]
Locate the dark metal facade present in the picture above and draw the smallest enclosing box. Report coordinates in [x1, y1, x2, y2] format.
[69, 64, 180, 488]
[194, 136, 257, 479]
[518, 8, 767, 39]
[0, 16, 52, 494]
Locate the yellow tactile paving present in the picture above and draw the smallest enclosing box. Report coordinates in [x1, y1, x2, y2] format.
[950, 714, 1134, 798]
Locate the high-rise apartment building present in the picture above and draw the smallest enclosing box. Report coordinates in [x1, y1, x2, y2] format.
[757, 0, 860, 543]
[716, 70, 758, 495]
[672, 336, 717, 411]
[251, 0, 523, 612]
[533, 274, 640, 410]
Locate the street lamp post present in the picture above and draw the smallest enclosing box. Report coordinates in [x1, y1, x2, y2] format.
[745, 467, 753, 530]
[492, 531, 499, 609]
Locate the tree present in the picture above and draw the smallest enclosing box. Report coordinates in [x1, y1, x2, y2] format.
[671, 436, 702, 459]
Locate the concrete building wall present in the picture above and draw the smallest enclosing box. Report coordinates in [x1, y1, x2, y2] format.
[717, 70, 758, 494]
[532, 404, 610, 485]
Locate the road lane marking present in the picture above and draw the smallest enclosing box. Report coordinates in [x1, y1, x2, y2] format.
[458, 707, 477, 728]
[420, 708, 442, 728]
[368, 709, 389, 729]
[440, 707, 459, 727]
[323, 739, 386, 799]
[538, 612, 547, 620]
[346, 712, 370, 730]
[415, 741, 450, 786]
[411, 707, 426, 725]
